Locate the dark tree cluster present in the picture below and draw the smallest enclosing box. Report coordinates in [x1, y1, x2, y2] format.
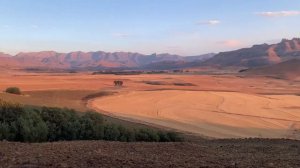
[114, 80, 123, 86]
[5, 87, 21, 95]
[0, 99, 183, 143]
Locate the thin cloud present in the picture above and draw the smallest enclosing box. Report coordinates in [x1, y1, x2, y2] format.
[165, 45, 184, 53]
[217, 40, 242, 47]
[112, 33, 130, 38]
[256, 11, 300, 17]
[31, 25, 39, 29]
[197, 20, 221, 25]
[166, 45, 181, 50]
[2, 25, 10, 28]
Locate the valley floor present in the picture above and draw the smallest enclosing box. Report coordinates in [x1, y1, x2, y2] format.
[1, 72, 300, 139]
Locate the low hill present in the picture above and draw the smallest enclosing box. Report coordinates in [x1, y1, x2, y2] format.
[203, 38, 300, 68]
[241, 59, 300, 79]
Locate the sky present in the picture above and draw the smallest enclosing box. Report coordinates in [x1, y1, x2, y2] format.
[0, 0, 300, 56]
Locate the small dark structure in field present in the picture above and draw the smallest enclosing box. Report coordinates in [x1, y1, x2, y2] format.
[114, 80, 123, 86]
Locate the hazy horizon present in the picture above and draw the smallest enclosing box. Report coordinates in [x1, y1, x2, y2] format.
[0, 38, 290, 57]
[1, 0, 300, 55]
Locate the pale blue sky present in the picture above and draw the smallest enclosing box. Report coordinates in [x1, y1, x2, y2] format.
[0, 0, 300, 55]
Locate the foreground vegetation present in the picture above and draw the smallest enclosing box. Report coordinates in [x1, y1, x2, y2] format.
[0, 99, 183, 142]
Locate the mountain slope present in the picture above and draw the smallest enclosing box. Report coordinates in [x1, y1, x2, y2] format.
[203, 38, 300, 68]
[0, 52, 12, 57]
[241, 59, 300, 79]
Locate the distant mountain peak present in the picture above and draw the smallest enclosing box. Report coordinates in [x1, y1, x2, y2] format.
[203, 37, 300, 68]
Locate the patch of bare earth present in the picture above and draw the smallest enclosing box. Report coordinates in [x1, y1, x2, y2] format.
[0, 140, 299, 168]
[267, 45, 281, 63]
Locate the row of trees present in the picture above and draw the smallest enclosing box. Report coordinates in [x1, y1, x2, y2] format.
[0, 99, 183, 142]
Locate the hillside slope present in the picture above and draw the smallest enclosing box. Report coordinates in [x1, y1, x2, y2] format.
[241, 59, 300, 79]
[203, 38, 300, 68]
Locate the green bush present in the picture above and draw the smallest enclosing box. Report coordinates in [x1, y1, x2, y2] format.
[39, 107, 80, 141]
[5, 87, 21, 95]
[18, 110, 48, 142]
[0, 99, 183, 143]
[157, 131, 171, 142]
[0, 122, 12, 140]
[136, 129, 160, 142]
[79, 114, 104, 140]
[117, 125, 136, 142]
[0, 100, 24, 123]
[104, 124, 120, 141]
[166, 132, 183, 142]
[0, 100, 48, 142]
[81, 112, 104, 139]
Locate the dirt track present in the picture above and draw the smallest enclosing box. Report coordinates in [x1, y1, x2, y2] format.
[0, 139, 300, 168]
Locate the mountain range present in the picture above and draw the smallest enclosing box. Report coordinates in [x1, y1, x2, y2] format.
[0, 38, 300, 71]
[0, 51, 214, 70]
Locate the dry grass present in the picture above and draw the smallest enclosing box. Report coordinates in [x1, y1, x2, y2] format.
[90, 90, 300, 139]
